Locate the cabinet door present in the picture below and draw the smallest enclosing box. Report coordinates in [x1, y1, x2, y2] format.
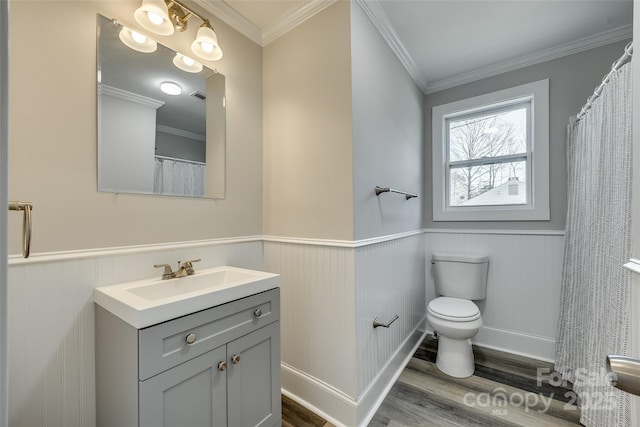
[227, 322, 281, 427]
[139, 345, 227, 427]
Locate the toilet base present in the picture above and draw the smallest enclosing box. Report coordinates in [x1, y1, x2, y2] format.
[435, 336, 475, 378]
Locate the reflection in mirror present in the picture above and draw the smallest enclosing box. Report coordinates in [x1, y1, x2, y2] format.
[97, 14, 225, 198]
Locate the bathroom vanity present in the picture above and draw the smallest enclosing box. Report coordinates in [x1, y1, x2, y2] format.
[94, 266, 281, 427]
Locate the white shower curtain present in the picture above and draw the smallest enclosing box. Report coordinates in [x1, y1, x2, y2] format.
[154, 157, 206, 197]
[555, 63, 632, 427]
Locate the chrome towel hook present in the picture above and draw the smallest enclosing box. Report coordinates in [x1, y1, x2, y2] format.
[8, 201, 33, 258]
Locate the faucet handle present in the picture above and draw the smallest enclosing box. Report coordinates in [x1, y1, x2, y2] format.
[154, 264, 175, 279]
[183, 258, 201, 275]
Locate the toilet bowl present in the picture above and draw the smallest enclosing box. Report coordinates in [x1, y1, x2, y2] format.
[428, 253, 489, 378]
[427, 297, 482, 378]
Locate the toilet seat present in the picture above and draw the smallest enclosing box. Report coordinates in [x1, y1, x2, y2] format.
[428, 297, 480, 322]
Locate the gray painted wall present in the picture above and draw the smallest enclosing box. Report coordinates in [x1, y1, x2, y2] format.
[155, 131, 206, 163]
[424, 40, 630, 230]
[351, 2, 424, 240]
[100, 94, 156, 193]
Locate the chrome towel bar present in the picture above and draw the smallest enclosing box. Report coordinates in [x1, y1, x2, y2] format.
[8, 201, 33, 258]
[373, 315, 399, 329]
[375, 186, 418, 200]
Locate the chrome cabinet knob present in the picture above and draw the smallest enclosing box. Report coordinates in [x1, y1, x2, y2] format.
[231, 354, 241, 364]
[254, 308, 262, 318]
[218, 361, 227, 371]
[186, 333, 197, 344]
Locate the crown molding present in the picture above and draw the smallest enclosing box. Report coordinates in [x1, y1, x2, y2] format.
[262, 0, 339, 46]
[426, 24, 633, 94]
[197, 0, 338, 47]
[99, 84, 165, 109]
[193, 0, 263, 45]
[355, 0, 428, 93]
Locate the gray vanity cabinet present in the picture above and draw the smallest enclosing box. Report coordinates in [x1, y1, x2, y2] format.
[139, 345, 228, 426]
[96, 288, 281, 427]
[227, 322, 280, 427]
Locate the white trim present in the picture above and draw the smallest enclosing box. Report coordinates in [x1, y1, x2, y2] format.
[473, 326, 556, 363]
[281, 389, 347, 427]
[426, 24, 632, 94]
[426, 326, 556, 364]
[99, 84, 164, 109]
[8, 230, 567, 264]
[7, 236, 263, 265]
[281, 319, 427, 427]
[281, 363, 356, 427]
[193, 0, 338, 47]
[262, 235, 354, 248]
[263, 229, 424, 248]
[354, 0, 428, 93]
[625, 259, 640, 275]
[263, 0, 339, 46]
[432, 79, 550, 221]
[357, 320, 427, 426]
[192, 0, 263, 45]
[156, 124, 206, 142]
[423, 228, 564, 236]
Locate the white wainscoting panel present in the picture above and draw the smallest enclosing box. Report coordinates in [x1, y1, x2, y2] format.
[355, 233, 425, 395]
[7, 240, 263, 427]
[425, 231, 564, 361]
[265, 233, 427, 426]
[263, 242, 357, 398]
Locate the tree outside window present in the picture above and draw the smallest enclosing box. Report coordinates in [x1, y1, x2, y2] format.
[447, 106, 528, 206]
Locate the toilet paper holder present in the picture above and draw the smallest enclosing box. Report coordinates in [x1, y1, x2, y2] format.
[373, 315, 399, 329]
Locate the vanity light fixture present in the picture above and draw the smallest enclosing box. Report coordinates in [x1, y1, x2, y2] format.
[133, 0, 223, 61]
[191, 22, 223, 61]
[118, 27, 157, 53]
[160, 81, 182, 95]
[173, 53, 203, 73]
[134, 0, 174, 35]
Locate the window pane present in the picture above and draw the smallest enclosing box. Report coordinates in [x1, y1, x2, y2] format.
[449, 161, 526, 206]
[448, 107, 527, 162]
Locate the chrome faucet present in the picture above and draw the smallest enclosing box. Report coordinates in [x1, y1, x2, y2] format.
[154, 258, 201, 279]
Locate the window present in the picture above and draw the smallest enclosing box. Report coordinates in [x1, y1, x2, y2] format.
[432, 79, 549, 221]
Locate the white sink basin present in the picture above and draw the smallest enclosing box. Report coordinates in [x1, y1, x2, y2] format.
[94, 266, 280, 328]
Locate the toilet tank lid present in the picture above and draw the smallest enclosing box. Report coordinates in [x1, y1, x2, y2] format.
[432, 253, 489, 263]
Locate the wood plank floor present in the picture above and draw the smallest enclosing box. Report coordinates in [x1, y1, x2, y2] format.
[282, 395, 335, 427]
[282, 336, 581, 427]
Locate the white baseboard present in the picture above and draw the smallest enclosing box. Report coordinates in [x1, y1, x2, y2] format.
[281, 317, 428, 427]
[473, 326, 556, 363]
[357, 318, 428, 426]
[281, 364, 356, 427]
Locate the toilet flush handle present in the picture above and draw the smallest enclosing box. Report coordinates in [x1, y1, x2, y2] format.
[373, 315, 399, 329]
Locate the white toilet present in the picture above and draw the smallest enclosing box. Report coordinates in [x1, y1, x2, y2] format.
[427, 253, 489, 378]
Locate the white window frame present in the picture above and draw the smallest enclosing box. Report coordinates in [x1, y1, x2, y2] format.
[432, 79, 549, 221]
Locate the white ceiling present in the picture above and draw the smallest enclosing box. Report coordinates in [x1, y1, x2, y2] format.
[197, 0, 633, 93]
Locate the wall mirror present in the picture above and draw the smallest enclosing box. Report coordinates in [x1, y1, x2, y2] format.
[97, 14, 225, 199]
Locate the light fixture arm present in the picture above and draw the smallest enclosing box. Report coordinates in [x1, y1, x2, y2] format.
[165, 0, 213, 32]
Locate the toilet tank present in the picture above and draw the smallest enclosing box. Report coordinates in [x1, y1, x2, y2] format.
[432, 253, 489, 300]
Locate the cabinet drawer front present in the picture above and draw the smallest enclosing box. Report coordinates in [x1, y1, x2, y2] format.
[139, 288, 279, 380]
